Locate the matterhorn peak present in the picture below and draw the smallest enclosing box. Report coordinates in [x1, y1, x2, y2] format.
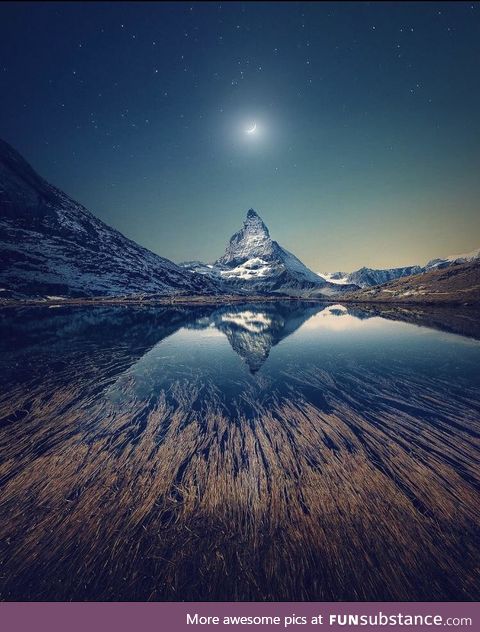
[246, 208, 262, 220]
[216, 209, 272, 267]
[183, 207, 342, 295]
[244, 208, 270, 236]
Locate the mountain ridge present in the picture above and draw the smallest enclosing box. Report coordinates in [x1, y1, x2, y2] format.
[319, 247, 480, 289]
[0, 138, 219, 298]
[340, 259, 480, 305]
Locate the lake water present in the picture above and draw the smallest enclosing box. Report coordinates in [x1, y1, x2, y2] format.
[0, 301, 479, 601]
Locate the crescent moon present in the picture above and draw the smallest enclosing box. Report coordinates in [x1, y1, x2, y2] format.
[246, 122, 257, 134]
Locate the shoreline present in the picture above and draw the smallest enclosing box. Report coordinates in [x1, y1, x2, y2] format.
[1, 293, 480, 309]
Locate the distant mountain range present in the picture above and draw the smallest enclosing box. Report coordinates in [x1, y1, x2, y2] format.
[0, 138, 478, 302]
[319, 248, 480, 289]
[341, 259, 480, 305]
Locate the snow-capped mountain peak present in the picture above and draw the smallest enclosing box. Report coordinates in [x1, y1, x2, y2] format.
[182, 209, 357, 296]
[216, 208, 272, 267]
[425, 247, 480, 270]
[245, 208, 270, 233]
[318, 271, 351, 285]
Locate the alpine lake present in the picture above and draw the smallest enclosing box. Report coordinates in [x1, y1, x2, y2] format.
[0, 300, 479, 601]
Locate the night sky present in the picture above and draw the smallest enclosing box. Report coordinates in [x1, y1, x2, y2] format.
[1, 1, 479, 271]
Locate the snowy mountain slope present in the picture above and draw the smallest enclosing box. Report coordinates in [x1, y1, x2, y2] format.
[424, 248, 480, 270]
[181, 209, 357, 296]
[318, 271, 351, 285]
[0, 139, 219, 298]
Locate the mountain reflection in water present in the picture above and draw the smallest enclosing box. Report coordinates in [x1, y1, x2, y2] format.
[0, 301, 479, 601]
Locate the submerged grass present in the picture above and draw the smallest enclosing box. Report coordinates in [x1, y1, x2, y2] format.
[0, 349, 479, 601]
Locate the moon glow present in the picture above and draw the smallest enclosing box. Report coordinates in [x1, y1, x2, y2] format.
[246, 122, 257, 134]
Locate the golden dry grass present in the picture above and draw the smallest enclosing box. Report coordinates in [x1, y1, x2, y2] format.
[0, 344, 479, 601]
